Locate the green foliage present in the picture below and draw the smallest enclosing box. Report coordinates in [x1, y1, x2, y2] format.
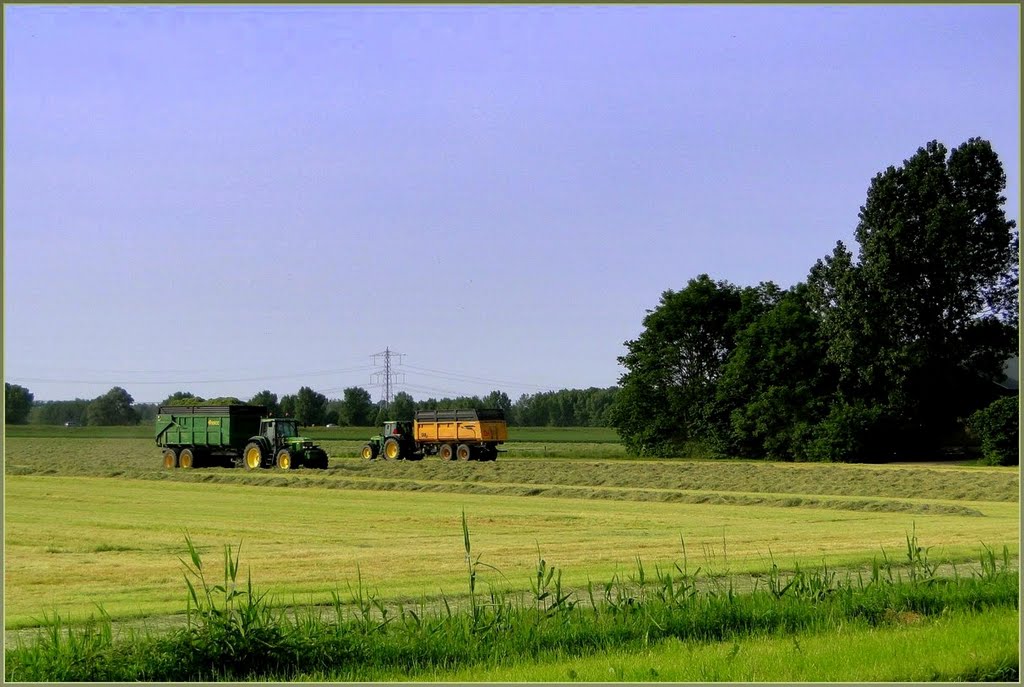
[339, 387, 375, 426]
[713, 285, 834, 460]
[615, 138, 1017, 462]
[808, 138, 1018, 458]
[5, 383, 34, 424]
[29, 398, 90, 426]
[388, 391, 416, 421]
[161, 391, 204, 406]
[968, 396, 1019, 465]
[248, 390, 280, 416]
[294, 386, 328, 425]
[87, 387, 139, 426]
[612, 275, 781, 456]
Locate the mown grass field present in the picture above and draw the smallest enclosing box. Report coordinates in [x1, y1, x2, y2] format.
[3, 426, 1020, 680]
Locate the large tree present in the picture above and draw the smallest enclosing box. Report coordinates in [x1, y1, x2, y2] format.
[249, 390, 281, 417]
[340, 387, 376, 426]
[5, 383, 34, 424]
[611, 276, 781, 456]
[87, 387, 139, 426]
[809, 138, 1018, 456]
[294, 386, 328, 426]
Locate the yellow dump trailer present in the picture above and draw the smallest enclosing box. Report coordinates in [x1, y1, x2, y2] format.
[414, 409, 508, 461]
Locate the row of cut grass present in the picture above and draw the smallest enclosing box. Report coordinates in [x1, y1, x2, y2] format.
[6, 436, 1016, 502]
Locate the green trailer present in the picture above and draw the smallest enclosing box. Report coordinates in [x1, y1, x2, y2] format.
[155, 405, 329, 470]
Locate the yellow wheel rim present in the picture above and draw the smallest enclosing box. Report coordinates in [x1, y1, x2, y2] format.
[278, 452, 291, 469]
[385, 442, 399, 459]
[163, 452, 175, 469]
[181, 452, 192, 468]
[246, 448, 261, 469]
[362, 446, 373, 460]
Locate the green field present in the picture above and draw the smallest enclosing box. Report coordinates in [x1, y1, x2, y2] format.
[3, 427, 1019, 680]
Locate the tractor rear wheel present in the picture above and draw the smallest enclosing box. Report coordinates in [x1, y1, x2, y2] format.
[162, 448, 178, 469]
[179, 448, 195, 469]
[276, 449, 293, 470]
[383, 438, 401, 460]
[439, 443, 454, 461]
[243, 442, 264, 470]
[456, 444, 471, 461]
[361, 443, 377, 460]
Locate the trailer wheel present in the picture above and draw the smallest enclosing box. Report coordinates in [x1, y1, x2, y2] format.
[361, 443, 377, 460]
[439, 443, 454, 461]
[383, 438, 401, 460]
[276, 449, 293, 470]
[243, 442, 264, 470]
[162, 448, 178, 469]
[179, 448, 195, 469]
[456, 444, 471, 461]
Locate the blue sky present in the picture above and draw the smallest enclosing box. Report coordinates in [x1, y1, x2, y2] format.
[4, 5, 1020, 403]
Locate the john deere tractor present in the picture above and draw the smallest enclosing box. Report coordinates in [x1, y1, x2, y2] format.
[241, 418, 329, 470]
[361, 420, 420, 460]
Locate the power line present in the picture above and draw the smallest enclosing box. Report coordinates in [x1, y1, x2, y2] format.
[7, 364, 378, 387]
[401, 363, 550, 390]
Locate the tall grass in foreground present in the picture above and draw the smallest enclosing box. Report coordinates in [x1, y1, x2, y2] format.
[5, 522, 1018, 682]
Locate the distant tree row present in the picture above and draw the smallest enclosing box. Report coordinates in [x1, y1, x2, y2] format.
[26, 386, 143, 426]
[151, 386, 618, 427]
[612, 138, 1019, 464]
[16, 384, 618, 429]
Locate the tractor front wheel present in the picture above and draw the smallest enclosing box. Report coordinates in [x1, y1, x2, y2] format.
[243, 442, 264, 470]
[439, 443, 454, 461]
[383, 438, 401, 460]
[456, 444, 471, 461]
[179, 448, 195, 469]
[162, 448, 178, 469]
[276, 449, 293, 470]
[361, 443, 378, 460]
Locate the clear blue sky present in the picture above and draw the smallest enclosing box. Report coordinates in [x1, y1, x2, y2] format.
[4, 5, 1020, 403]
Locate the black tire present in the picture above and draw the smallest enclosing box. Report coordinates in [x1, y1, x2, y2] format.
[276, 448, 293, 470]
[243, 442, 264, 470]
[456, 444, 471, 461]
[439, 443, 454, 461]
[179, 448, 195, 469]
[383, 438, 401, 461]
[361, 443, 378, 461]
[162, 448, 178, 469]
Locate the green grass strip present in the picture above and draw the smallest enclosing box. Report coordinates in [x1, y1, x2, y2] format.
[5, 532, 1018, 682]
[384, 607, 1019, 682]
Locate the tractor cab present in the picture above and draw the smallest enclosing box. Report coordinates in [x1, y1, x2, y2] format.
[261, 418, 299, 448]
[383, 420, 412, 438]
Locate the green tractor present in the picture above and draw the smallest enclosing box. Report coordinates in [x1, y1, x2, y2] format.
[240, 418, 329, 470]
[361, 420, 420, 461]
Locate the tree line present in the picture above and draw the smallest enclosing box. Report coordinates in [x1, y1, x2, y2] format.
[9, 383, 619, 429]
[611, 138, 1018, 465]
